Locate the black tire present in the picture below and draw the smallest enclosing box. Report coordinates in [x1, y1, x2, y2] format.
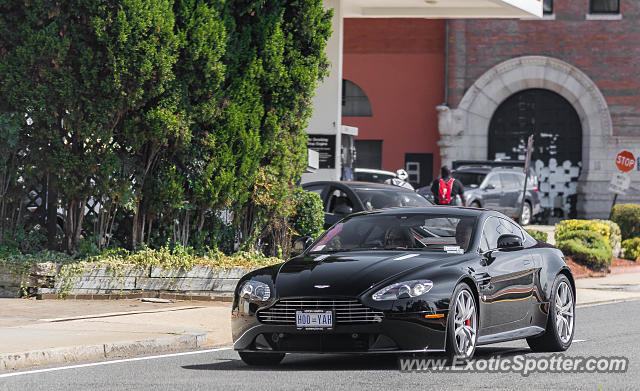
[445, 283, 478, 363]
[238, 351, 285, 366]
[470, 201, 481, 208]
[520, 201, 532, 226]
[527, 274, 575, 352]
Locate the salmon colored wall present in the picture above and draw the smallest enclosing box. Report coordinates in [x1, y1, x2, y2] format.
[342, 19, 445, 180]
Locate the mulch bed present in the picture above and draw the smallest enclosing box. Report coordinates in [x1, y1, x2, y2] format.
[566, 257, 640, 279]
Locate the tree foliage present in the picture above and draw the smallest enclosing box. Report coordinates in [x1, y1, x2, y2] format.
[0, 0, 331, 255]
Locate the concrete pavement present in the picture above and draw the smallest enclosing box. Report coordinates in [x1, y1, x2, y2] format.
[0, 298, 232, 371]
[1, 271, 640, 371]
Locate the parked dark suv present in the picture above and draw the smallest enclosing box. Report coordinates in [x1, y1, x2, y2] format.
[451, 161, 541, 225]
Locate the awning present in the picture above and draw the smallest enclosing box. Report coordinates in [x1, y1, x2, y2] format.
[343, 0, 542, 18]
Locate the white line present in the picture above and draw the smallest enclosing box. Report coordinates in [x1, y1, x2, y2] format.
[0, 347, 232, 379]
[572, 339, 587, 343]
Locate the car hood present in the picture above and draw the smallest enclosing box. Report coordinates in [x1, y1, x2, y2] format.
[274, 250, 465, 297]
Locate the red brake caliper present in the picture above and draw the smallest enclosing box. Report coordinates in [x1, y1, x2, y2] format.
[465, 318, 470, 326]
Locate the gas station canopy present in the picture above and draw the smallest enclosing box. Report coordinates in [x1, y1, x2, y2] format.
[343, 0, 542, 18]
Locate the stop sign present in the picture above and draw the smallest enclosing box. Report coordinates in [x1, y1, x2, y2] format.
[616, 150, 636, 172]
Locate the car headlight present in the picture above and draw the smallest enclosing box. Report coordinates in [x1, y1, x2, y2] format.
[239, 280, 271, 301]
[372, 280, 433, 301]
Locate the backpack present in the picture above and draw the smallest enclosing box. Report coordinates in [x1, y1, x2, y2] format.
[438, 178, 455, 205]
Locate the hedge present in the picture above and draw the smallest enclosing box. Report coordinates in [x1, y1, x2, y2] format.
[622, 238, 640, 261]
[611, 204, 640, 240]
[555, 219, 621, 253]
[556, 231, 612, 270]
[291, 188, 325, 240]
[526, 229, 548, 242]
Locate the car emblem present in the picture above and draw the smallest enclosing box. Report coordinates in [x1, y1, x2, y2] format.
[314, 285, 330, 289]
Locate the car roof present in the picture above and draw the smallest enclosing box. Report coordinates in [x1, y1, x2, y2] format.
[302, 181, 413, 191]
[354, 168, 396, 176]
[350, 205, 488, 218]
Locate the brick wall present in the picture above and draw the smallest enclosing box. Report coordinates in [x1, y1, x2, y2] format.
[449, 0, 640, 137]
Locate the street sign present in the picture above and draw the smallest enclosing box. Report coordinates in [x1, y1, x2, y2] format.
[609, 172, 631, 195]
[616, 150, 636, 172]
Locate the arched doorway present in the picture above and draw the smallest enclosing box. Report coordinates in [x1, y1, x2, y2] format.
[489, 88, 582, 219]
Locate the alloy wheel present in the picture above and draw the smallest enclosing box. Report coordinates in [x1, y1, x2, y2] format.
[454, 289, 477, 357]
[521, 202, 532, 225]
[555, 281, 574, 344]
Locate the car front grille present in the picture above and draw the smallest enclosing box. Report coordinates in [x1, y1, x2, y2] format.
[257, 298, 384, 325]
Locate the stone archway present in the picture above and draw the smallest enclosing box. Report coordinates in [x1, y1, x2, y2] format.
[437, 56, 613, 218]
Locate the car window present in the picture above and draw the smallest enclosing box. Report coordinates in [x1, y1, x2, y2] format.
[309, 213, 478, 253]
[502, 173, 521, 190]
[354, 172, 395, 183]
[484, 174, 502, 189]
[481, 216, 520, 250]
[451, 171, 487, 188]
[354, 188, 431, 211]
[326, 188, 354, 215]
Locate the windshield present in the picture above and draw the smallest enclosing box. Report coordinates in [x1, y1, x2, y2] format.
[309, 213, 477, 253]
[355, 189, 432, 210]
[354, 172, 395, 183]
[452, 171, 487, 188]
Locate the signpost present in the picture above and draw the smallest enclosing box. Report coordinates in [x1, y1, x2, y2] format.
[610, 150, 635, 218]
[517, 134, 534, 223]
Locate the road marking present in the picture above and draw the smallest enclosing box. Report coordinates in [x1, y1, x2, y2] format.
[0, 347, 232, 379]
[573, 339, 586, 343]
[40, 306, 206, 322]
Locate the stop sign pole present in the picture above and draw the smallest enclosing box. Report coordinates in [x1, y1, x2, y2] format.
[517, 135, 534, 224]
[610, 150, 636, 218]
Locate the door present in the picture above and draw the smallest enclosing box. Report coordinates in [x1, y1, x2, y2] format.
[355, 140, 383, 169]
[404, 153, 433, 189]
[480, 173, 503, 211]
[477, 217, 534, 332]
[500, 172, 523, 217]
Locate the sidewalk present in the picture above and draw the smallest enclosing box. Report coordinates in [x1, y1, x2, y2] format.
[0, 298, 232, 371]
[2, 272, 640, 372]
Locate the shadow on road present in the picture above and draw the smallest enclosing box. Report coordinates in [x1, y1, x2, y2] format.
[181, 346, 531, 372]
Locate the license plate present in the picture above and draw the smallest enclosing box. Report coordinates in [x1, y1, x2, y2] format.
[296, 310, 333, 329]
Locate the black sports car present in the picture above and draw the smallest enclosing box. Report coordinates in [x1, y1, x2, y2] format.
[231, 207, 575, 365]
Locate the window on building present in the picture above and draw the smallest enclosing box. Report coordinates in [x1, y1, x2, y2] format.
[342, 79, 372, 117]
[590, 0, 620, 14]
[543, 0, 553, 14]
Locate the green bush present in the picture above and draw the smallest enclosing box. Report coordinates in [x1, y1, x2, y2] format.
[622, 238, 640, 261]
[291, 188, 324, 240]
[555, 219, 615, 247]
[526, 229, 548, 242]
[611, 204, 640, 240]
[594, 219, 622, 256]
[556, 231, 612, 270]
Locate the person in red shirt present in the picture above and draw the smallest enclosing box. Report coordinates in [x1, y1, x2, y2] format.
[431, 166, 466, 206]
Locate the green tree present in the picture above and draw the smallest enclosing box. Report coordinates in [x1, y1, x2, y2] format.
[0, 0, 180, 252]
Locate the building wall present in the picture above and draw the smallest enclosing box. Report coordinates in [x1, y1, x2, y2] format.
[443, 0, 640, 219]
[342, 19, 445, 180]
[448, 0, 640, 137]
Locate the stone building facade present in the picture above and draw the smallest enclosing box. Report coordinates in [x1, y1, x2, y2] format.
[439, 0, 640, 219]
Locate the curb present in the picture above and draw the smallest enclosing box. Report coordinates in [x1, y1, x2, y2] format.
[0, 331, 207, 371]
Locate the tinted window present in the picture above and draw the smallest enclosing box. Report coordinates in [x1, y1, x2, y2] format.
[304, 185, 326, 198]
[485, 174, 502, 189]
[354, 171, 395, 183]
[309, 213, 478, 253]
[503, 173, 522, 189]
[482, 217, 521, 250]
[326, 188, 354, 215]
[355, 188, 431, 210]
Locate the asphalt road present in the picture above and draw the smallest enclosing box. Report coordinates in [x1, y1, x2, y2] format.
[2, 300, 639, 391]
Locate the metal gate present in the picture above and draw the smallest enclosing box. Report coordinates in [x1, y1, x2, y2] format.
[488, 89, 582, 219]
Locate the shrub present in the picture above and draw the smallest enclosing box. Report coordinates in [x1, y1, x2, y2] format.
[526, 229, 548, 242]
[594, 219, 622, 257]
[611, 204, 640, 240]
[622, 238, 640, 261]
[556, 231, 612, 270]
[291, 188, 324, 240]
[555, 219, 611, 246]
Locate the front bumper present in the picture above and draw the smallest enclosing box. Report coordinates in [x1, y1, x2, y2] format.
[232, 299, 448, 353]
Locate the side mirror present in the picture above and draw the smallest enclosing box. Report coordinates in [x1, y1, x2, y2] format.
[483, 183, 495, 190]
[497, 234, 523, 251]
[334, 204, 353, 215]
[292, 236, 314, 255]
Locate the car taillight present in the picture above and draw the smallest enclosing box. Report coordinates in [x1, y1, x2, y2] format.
[533, 187, 538, 192]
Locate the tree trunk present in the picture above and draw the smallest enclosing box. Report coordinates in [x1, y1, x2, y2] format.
[46, 175, 58, 250]
[131, 201, 139, 249]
